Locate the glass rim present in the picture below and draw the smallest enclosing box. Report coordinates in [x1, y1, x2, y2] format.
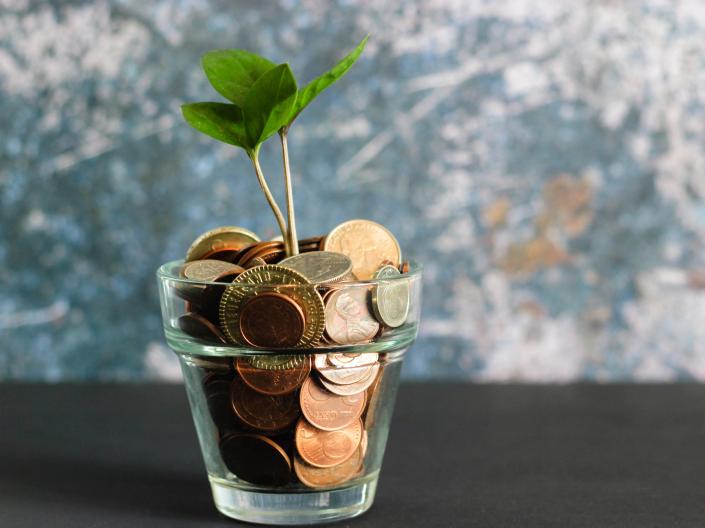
[156, 259, 423, 287]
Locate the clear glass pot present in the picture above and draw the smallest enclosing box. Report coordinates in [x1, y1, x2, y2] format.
[157, 260, 422, 525]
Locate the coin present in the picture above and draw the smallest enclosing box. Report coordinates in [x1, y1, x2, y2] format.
[248, 354, 308, 370]
[319, 363, 380, 396]
[220, 433, 291, 486]
[239, 292, 306, 348]
[400, 261, 411, 274]
[324, 287, 379, 345]
[294, 446, 363, 488]
[178, 312, 227, 343]
[235, 355, 311, 396]
[231, 378, 300, 431]
[314, 354, 375, 385]
[323, 220, 401, 280]
[182, 260, 244, 282]
[279, 251, 353, 284]
[203, 375, 239, 432]
[219, 265, 325, 348]
[237, 241, 284, 267]
[185, 226, 260, 262]
[295, 417, 362, 468]
[371, 265, 410, 328]
[299, 377, 366, 431]
[327, 352, 379, 369]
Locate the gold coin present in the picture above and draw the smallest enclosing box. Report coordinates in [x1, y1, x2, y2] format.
[323, 220, 401, 280]
[185, 226, 260, 262]
[371, 265, 410, 328]
[219, 265, 325, 348]
[247, 354, 307, 371]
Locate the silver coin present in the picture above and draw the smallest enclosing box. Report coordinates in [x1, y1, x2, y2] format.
[182, 259, 242, 282]
[280, 251, 353, 284]
[371, 265, 410, 328]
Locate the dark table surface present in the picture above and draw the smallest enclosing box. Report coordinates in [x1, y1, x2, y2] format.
[1, 383, 705, 527]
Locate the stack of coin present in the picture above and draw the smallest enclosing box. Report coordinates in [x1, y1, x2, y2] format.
[198, 351, 384, 489]
[176, 220, 413, 350]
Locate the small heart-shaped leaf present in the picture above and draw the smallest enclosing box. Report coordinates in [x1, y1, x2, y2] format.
[243, 63, 298, 146]
[181, 102, 251, 149]
[202, 50, 276, 106]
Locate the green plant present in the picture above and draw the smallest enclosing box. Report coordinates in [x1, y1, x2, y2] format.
[182, 36, 368, 256]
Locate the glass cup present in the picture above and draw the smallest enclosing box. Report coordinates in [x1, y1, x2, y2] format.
[157, 260, 422, 525]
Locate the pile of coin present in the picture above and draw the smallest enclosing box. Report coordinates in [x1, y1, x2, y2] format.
[175, 219, 413, 350]
[200, 351, 384, 488]
[177, 219, 412, 489]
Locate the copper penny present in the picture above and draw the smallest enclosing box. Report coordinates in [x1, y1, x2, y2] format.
[295, 417, 362, 468]
[323, 220, 401, 280]
[238, 292, 305, 348]
[178, 312, 227, 343]
[231, 378, 299, 431]
[324, 287, 379, 345]
[314, 354, 375, 385]
[400, 261, 410, 274]
[220, 433, 291, 486]
[294, 446, 363, 489]
[236, 355, 311, 396]
[237, 241, 284, 267]
[319, 363, 380, 396]
[299, 377, 366, 431]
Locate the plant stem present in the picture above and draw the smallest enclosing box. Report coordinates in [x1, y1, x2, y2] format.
[249, 151, 290, 255]
[279, 130, 299, 256]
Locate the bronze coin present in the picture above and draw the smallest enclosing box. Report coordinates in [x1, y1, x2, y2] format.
[237, 241, 284, 266]
[293, 446, 363, 489]
[319, 363, 380, 396]
[178, 312, 227, 343]
[231, 377, 300, 431]
[400, 261, 410, 274]
[220, 433, 291, 486]
[295, 417, 362, 468]
[238, 292, 306, 348]
[236, 355, 311, 396]
[299, 377, 366, 431]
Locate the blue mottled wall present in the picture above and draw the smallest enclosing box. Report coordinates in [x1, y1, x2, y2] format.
[2, 0, 705, 381]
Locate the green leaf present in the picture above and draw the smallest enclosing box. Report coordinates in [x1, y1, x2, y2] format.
[181, 102, 251, 150]
[243, 63, 298, 146]
[286, 35, 368, 126]
[202, 50, 276, 106]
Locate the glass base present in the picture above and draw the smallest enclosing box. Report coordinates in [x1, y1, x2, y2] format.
[209, 475, 378, 525]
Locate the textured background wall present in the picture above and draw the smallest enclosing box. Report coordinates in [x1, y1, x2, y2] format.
[2, 0, 705, 381]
